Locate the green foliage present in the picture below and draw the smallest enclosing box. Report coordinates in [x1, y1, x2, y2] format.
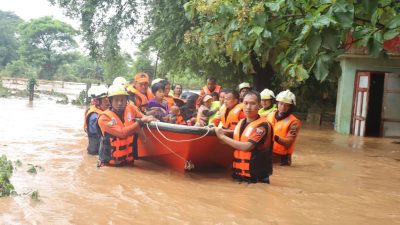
[1, 60, 37, 78]
[184, 0, 400, 81]
[131, 51, 153, 78]
[50, 0, 139, 60]
[27, 77, 38, 101]
[18, 16, 78, 80]
[71, 90, 87, 105]
[0, 155, 14, 197]
[0, 11, 23, 70]
[0, 80, 9, 97]
[102, 52, 132, 84]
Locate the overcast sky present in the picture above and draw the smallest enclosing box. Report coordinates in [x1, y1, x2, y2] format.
[0, 0, 138, 55]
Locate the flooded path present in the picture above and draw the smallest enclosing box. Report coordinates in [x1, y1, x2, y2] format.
[0, 98, 399, 225]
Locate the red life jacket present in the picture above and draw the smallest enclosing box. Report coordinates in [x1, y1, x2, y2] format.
[266, 111, 301, 155]
[98, 107, 137, 166]
[220, 103, 243, 130]
[232, 117, 273, 178]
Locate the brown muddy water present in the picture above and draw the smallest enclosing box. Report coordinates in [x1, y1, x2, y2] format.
[0, 98, 399, 225]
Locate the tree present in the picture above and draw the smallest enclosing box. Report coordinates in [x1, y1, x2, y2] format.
[183, 0, 400, 88]
[0, 11, 23, 69]
[18, 16, 78, 79]
[49, 0, 139, 59]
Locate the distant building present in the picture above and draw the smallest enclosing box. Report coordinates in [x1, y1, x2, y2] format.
[335, 35, 400, 137]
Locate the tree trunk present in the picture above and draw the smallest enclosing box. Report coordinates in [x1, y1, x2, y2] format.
[250, 52, 274, 91]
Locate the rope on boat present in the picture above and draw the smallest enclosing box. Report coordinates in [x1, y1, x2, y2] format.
[145, 123, 195, 171]
[154, 121, 211, 142]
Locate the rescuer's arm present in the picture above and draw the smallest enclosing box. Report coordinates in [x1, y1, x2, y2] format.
[98, 115, 156, 139]
[274, 121, 300, 148]
[215, 127, 254, 151]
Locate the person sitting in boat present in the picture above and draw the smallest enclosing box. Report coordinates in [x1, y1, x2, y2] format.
[181, 94, 199, 126]
[238, 82, 252, 103]
[215, 91, 273, 183]
[84, 85, 109, 155]
[195, 95, 217, 127]
[196, 77, 222, 108]
[173, 83, 183, 98]
[266, 90, 301, 166]
[97, 84, 156, 167]
[126, 72, 154, 113]
[258, 88, 276, 117]
[213, 90, 245, 131]
[164, 105, 186, 125]
[159, 79, 175, 109]
[147, 82, 169, 121]
[208, 92, 222, 126]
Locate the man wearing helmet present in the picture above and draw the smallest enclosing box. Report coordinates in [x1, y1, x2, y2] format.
[258, 88, 276, 116]
[126, 72, 155, 113]
[266, 90, 301, 166]
[97, 84, 156, 167]
[84, 85, 109, 155]
[238, 82, 252, 102]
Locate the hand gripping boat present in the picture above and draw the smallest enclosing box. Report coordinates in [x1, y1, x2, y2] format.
[137, 121, 233, 171]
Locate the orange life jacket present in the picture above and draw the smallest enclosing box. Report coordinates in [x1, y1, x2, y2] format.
[98, 108, 137, 166]
[127, 86, 154, 112]
[176, 115, 186, 125]
[201, 85, 221, 95]
[84, 105, 103, 133]
[266, 111, 301, 155]
[220, 103, 244, 130]
[164, 95, 175, 109]
[232, 117, 273, 178]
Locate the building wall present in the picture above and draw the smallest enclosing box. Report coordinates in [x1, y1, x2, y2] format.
[335, 55, 400, 134]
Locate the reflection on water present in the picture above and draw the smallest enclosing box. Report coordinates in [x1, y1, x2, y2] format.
[0, 98, 399, 225]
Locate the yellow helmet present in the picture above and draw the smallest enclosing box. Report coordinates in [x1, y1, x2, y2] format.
[108, 84, 128, 97]
[112, 77, 128, 87]
[276, 89, 296, 105]
[260, 88, 275, 100]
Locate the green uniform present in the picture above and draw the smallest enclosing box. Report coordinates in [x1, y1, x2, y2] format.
[258, 104, 277, 116]
[208, 101, 221, 125]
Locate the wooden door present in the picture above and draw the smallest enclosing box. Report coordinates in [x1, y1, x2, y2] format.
[382, 73, 400, 137]
[352, 72, 370, 136]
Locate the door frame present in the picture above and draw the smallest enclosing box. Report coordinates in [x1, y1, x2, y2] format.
[351, 71, 370, 136]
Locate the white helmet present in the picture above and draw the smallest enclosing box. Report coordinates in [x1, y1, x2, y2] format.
[108, 84, 128, 97]
[151, 78, 165, 86]
[276, 89, 296, 105]
[89, 85, 108, 98]
[238, 82, 251, 91]
[260, 89, 275, 100]
[112, 77, 128, 87]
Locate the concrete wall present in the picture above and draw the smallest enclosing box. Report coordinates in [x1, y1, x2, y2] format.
[335, 55, 400, 134]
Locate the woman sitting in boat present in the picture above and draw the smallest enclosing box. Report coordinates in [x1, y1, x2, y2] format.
[97, 84, 156, 167]
[146, 82, 169, 121]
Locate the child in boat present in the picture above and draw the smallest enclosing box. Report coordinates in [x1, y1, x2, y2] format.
[164, 105, 186, 125]
[147, 82, 169, 121]
[195, 95, 217, 127]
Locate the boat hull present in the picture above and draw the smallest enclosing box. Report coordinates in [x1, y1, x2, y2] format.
[137, 122, 233, 172]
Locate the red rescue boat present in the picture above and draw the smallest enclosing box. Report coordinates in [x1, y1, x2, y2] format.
[137, 122, 233, 172]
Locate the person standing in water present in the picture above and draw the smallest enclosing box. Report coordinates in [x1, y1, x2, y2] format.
[258, 88, 276, 117]
[97, 84, 156, 167]
[84, 85, 109, 155]
[215, 91, 273, 183]
[266, 90, 301, 166]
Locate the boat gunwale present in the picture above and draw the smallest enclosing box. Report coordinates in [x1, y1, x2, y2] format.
[147, 121, 216, 136]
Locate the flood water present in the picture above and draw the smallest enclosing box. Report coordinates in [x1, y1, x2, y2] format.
[0, 97, 399, 225]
